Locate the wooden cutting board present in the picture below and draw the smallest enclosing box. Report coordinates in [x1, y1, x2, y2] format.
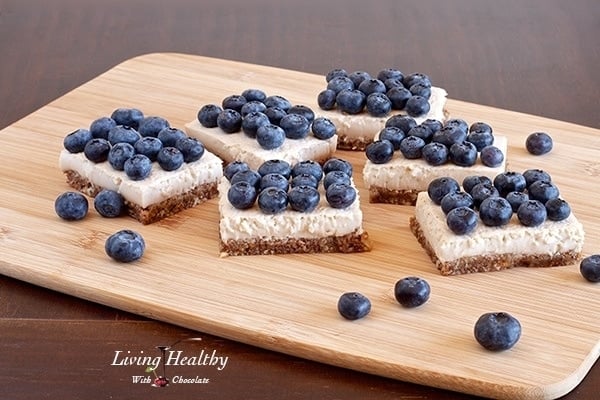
[1, 53, 598, 399]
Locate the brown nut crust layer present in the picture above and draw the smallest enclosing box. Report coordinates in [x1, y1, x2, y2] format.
[368, 187, 420, 205]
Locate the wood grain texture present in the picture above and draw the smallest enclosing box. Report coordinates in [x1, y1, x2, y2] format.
[0, 53, 599, 400]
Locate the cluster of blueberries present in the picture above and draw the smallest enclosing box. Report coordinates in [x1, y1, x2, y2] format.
[223, 158, 356, 213]
[197, 89, 336, 150]
[366, 116, 504, 168]
[427, 169, 571, 235]
[318, 67, 434, 118]
[63, 108, 206, 180]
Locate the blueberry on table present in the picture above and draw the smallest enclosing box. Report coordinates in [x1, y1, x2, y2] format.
[545, 198, 571, 221]
[176, 137, 205, 163]
[449, 141, 478, 167]
[288, 185, 320, 213]
[94, 189, 125, 218]
[157, 147, 184, 171]
[90, 117, 117, 139]
[337, 292, 371, 320]
[405, 95, 430, 117]
[526, 132, 553, 155]
[256, 124, 285, 150]
[84, 138, 111, 163]
[64, 128, 93, 153]
[446, 206, 478, 235]
[124, 154, 152, 181]
[217, 109, 243, 133]
[110, 107, 144, 129]
[227, 181, 257, 210]
[480, 145, 504, 167]
[105, 229, 145, 263]
[474, 312, 521, 351]
[580, 255, 600, 282]
[479, 197, 513, 227]
[55, 191, 89, 221]
[325, 183, 356, 209]
[257, 159, 291, 179]
[336, 89, 366, 114]
[427, 177, 460, 205]
[365, 140, 394, 164]
[257, 187, 288, 214]
[108, 142, 136, 171]
[422, 142, 449, 166]
[378, 126, 405, 150]
[197, 104, 223, 128]
[394, 277, 431, 308]
[137, 116, 170, 138]
[517, 200, 547, 227]
[224, 160, 250, 181]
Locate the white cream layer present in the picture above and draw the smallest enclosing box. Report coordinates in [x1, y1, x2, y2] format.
[218, 177, 364, 241]
[414, 192, 585, 263]
[185, 120, 337, 171]
[316, 86, 448, 141]
[363, 136, 508, 192]
[59, 150, 223, 208]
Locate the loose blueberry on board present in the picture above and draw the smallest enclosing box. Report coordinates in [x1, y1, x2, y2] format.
[264, 95, 292, 111]
[545, 198, 571, 221]
[474, 312, 521, 351]
[64, 128, 93, 153]
[528, 180, 560, 203]
[257, 187, 288, 214]
[256, 124, 286, 150]
[124, 154, 153, 181]
[157, 147, 184, 171]
[55, 191, 89, 221]
[399, 135, 426, 159]
[257, 159, 292, 179]
[176, 137, 205, 163]
[405, 95, 430, 117]
[222, 94, 247, 112]
[137, 116, 170, 137]
[386, 86, 412, 110]
[449, 141, 478, 167]
[291, 173, 319, 189]
[197, 104, 223, 128]
[227, 181, 258, 209]
[108, 125, 141, 146]
[230, 169, 262, 189]
[105, 229, 145, 263]
[323, 157, 353, 177]
[446, 206, 478, 235]
[523, 168, 552, 188]
[480, 145, 504, 167]
[317, 89, 337, 110]
[462, 175, 492, 195]
[336, 89, 367, 114]
[470, 182, 500, 208]
[240, 101, 267, 117]
[134, 136, 163, 161]
[90, 117, 117, 139]
[241, 111, 270, 138]
[224, 161, 250, 181]
[526, 132, 553, 155]
[479, 197, 513, 227]
[84, 138, 111, 163]
[348, 71, 372, 88]
[94, 189, 125, 218]
[291, 160, 323, 183]
[493, 172, 527, 197]
[394, 277, 431, 308]
[323, 170, 351, 190]
[365, 93, 392, 117]
[517, 200, 547, 227]
[288, 105, 316, 123]
[378, 126, 405, 150]
[427, 177, 460, 205]
[326, 183, 356, 209]
[421, 142, 449, 166]
[580, 255, 600, 282]
[279, 113, 310, 139]
[241, 88, 267, 103]
[325, 68, 349, 82]
[440, 191, 474, 214]
[217, 109, 243, 133]
[337, 292, 371, 320]
[505, 191, 530, 212]
[259, 173, 290, 193]
[365, 140, 394, 164]
[110, 108, 144, 129]
[288, 185, 320, 212]
[108, 142, 136, 171]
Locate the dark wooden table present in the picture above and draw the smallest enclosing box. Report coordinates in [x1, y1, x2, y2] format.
[1, 0, 598, 398]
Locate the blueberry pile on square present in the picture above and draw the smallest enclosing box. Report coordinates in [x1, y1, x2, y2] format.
[317, 68, 435, 118]
[63, 107, 206, 180]
[427, 169, 572, 235]
[224, 157, 356, 213]
[196, 89, 336, 150]
[365, 116, 504, 168]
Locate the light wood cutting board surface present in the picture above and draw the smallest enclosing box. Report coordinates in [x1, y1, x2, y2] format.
[1, 53, 598, 399]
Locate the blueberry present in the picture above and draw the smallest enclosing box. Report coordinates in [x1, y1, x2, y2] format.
[230, 169, 261, 188]
[444, 118, 469, 135]
[580, 255, 600, 282]
[336, 89, 366, 114]
[64, 128, 93, 153]
[241, 88, 267, 103]
[89, 117, 117, 139]
[469, 121, 493, 135]
[222, 94, 247, 112]
[54, 191, 88, 221]
[291, 173, 319, 189]
[467, 131, 495, 152]
[264, 95, 292, 111]
[405, 96, 430, 117]
[394, 277, 431, 308]
[264, 106, 287, 125]
[493, 172, 527, 197]
[545, 198, 571, 221]
[409, 83, 431, 99]
[470, 182, 500, 208]
[288, 185, 320, 212]
[479, 197, 513, 227]
[386, 87, 412, 110]
[227, 181, 258, 209]
[224, 161, 250, 181]
[526, 132, 553, 155]
[407, 125, 434, 142]
[528, 180, 560, 203]
[403, 72, 432, 89]
[241, 111, 270, 138]
[84, 138, 111, 163]
[383, 77, 405, 91]
[365, 93, 392, 117]
[156, 147, 184, 171]
[317, 89, 337, 110]
[323, 170, 351, 190]
[432, 125, 467, 148]
[325, 68, 348, 82]
[124, 154, 152, 180]
[94, 189, 125, 218]
[257, 187, 288, 214]
[108, 142, 136, 171]
[385, 115, 417, 134]
[523, 168, 552, 188]
[441, 191, 474, 214]
[256, 124, 286, 150]
[292, 160, 323, 182]
[311, 117, 337, 140]
[358, 78, 386, 96]
[217, 109, 243, 133]
[377, 68, 404, 83]
[259, 173, 289, 192]
[326, 183, 356, 208]
[517, 200, 547, 227]
[446, 206, 478, 235]
[462, 176, 492, 195]
[348, 71, 372, 88]
[421, 142, 449, 166]
[176, 137, 204, 162]
[427, 177, 460, 205]
[240, 100, 267, 117]
[506, 191, 529, 212]
[323, 157, 353, 176]
[137, 116, 170, 137]
[108, 125, 141, 146]
[474, 312, 521, 351]
[337, 292, 371, 320]
[288, 105, 315, 123]
[365, 140, 394, 164]
[378, 127, 405, 150]
[110, 108, 144, 129]
[327, 76, 355, 94]
[480, 145, 505, 167]
[197, 104, 223, 128]
[157, 127, 187, 148]
[449, 141, 478, 167]
[279, 113, 310, 139]
[105, 229, 145, 263]
[399, 136, 426, 159]
[257, 159, 292, 179]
